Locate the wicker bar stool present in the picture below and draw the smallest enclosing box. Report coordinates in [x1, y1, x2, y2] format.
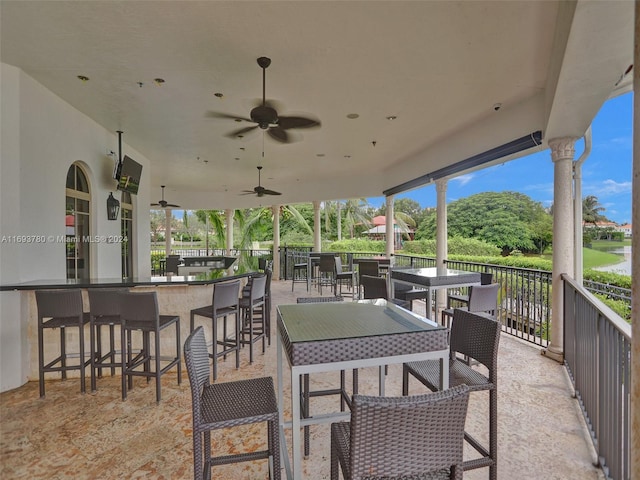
[331, 385, 470, 480]
[88, 288, 129, 392]
[120, 291, 181, 403]
[35, 289, 91, 398]
[239, 273, 267, 363]
[184, 326, 281, 480]
[190, 279, 241, 381]
[403, 309, 501, 479]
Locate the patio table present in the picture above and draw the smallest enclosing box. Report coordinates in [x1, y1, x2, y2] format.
[390, 267, 481, 317]
[276, 299, 449, 480]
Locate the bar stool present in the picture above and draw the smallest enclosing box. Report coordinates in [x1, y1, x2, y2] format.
[120, 291, 181, 403]
[35, 289, 90, 398]
[239, 274, 267, 363]
[88, 288, 129, 392]
[190, 279, 241, 381]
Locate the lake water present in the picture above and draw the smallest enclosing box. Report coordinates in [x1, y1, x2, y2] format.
[592, 245, 632, 276]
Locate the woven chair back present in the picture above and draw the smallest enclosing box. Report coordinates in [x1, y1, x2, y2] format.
[450, 309, 501, 380]
[349, 385, 470, 478]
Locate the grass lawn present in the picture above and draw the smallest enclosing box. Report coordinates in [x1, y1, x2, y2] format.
[583, 247, 625, 269]
[589, 238, 632, 248]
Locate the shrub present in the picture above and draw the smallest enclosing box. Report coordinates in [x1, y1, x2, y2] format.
[328, 238, 386, 253]
[402, 237, 501, 257]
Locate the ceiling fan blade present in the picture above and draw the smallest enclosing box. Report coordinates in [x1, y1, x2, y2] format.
[262, 189, 282, 196]
[278, 115, 321, 129]
[150, 203, 160, 206]
[225, 125, 259, 139]
[267, 127, 290, 143]
[205, 110, 253, 122]
[165, 203, 181, 208]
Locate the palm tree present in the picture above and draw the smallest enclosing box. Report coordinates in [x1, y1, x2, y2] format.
[239, 205, 312, 249]
[582, 195, 606, 227]
[194, 209, 245, 252]
[343, 198, 372, 238]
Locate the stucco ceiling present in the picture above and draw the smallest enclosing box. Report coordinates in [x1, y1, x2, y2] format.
[0, 1, 633, 209]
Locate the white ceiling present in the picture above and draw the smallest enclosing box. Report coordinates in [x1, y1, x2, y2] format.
[0, 1, 633, 209]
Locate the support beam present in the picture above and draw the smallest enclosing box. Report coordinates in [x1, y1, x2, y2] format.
[164, 209, 171, 256]
[544, 137, 577, 362]
[313, 201, 321, 252]
[630, 5, 639, 476]
[435, 179, 448, 317]
[225, 209, 233, 255]
[385, 195, 394, 258]
[272, 205, 281, 280]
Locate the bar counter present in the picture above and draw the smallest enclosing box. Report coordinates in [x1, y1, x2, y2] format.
[1, 268, 259, 387]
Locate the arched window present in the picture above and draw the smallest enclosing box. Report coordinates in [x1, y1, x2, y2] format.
[121, 191, 133, 278]
[65, 163, 90, 280]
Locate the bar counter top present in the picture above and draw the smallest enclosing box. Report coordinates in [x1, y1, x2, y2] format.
[0, 270, 256, 291]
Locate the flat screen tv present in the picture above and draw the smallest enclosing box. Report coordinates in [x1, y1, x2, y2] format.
[116, 155, 142, 195]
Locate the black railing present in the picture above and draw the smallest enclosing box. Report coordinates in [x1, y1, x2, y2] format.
[563, 274, 631, 480]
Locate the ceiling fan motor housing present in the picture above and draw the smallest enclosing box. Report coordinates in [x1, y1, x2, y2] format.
[251, 105, 278, 128]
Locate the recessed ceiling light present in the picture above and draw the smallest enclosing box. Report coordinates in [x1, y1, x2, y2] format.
[237, 135, 244, 138]
[234, 157, 240, 161]
[214, 92, 223, 98]
[344, 155, 352, 159]
[77, 75, 89, 82]
[386, 115, 397, 121]
[154, 78, 165, 85]
[234, 118, 242, 123]
[316, 153, 325, 157]
[346, 113, 359, 119]
[239, 147, 245, 151]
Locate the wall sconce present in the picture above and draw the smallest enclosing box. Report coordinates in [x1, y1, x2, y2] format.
[107, 192, 120, 221]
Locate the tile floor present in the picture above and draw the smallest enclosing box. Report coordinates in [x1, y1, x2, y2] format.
[0, 280, 604, 479]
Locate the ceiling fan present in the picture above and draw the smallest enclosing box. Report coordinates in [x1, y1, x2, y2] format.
[151, 185, 181, 208]
[206, 56, 321, 143]
[241, 166, 282, 197]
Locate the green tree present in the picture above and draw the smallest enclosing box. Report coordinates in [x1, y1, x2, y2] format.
[582, 195, 606, 227]
[342, 198, 372, 238]
[415, 191, 552, 255]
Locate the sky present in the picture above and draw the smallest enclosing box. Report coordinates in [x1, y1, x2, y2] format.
[368, 92, 634, 225]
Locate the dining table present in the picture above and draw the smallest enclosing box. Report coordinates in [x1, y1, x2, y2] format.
[390, 267, 482, 317]
[276, 298, 449, 480]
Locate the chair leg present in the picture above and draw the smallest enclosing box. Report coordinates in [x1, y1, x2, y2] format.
[90, 321, 97, 393]
[268, 418, 281, 480]
[78, 322, 86, 394]
[176, 321, 182, 386]
[60, 327, 67, 380]
[490, 389, 497, 480]
[121, 327, 127, 401]
[38, 324, 45, 398]
[155, 331, 161, 403]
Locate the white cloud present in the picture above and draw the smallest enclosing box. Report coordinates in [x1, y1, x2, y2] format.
[450, 174, 473, 186]
[585, 179, 632, 196]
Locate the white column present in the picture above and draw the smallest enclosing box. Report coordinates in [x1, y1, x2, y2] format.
[164, 209, 171, 256]
[225, 209, 233, 255]
[435, 179, 448, 318]
[385, 195, 394, 257]
[544, 137, 577, 362]
[435, 179, 448, 269]
[313, 201, 321, 252]
[630, 5, 640, 475]
[272, 205, 281, 280]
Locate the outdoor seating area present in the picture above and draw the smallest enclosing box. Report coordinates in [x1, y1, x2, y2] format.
[0, 280, 604, 480]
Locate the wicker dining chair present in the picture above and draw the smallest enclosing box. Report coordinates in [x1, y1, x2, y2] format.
[88, 288, 129, 392]
[334, 255, 356, 297]
[184, 326, 281, 480]
[331, 384, 470, 480]
[296, 295, 352, 457]
[35, 289, 90, 398]
[447, 272, 494, 309]
[190, 279, 241, 381]
[403, 309, 501, 480]
[441, 282, 499, 328]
